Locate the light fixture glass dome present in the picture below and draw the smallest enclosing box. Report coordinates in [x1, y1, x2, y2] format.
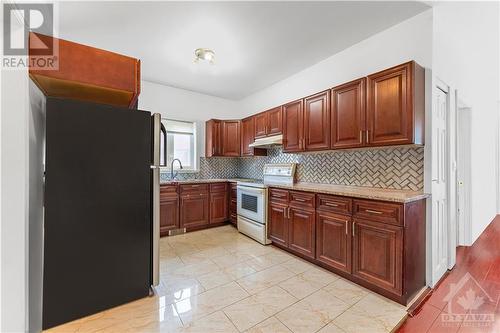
[194, 48, 215, 64]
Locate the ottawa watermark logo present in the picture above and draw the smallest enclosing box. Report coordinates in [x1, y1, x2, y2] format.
[439, 272, 497, 328]
[2, 3, 58, 70]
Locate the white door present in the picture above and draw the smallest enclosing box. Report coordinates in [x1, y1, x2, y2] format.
[432, 85, 449, 285]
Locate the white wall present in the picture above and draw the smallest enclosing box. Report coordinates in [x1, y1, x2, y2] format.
[139, 80, 238, 122]
[433, 2, 500, 243]
[1, 68, 30, 333]
[238, 10, 433, 116]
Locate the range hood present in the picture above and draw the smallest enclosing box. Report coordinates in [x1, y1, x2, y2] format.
[249, 134, 283, 148]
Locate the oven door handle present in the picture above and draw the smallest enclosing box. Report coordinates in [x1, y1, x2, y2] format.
[237, 186, 266, 194]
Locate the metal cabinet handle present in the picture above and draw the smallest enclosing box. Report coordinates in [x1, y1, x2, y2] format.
[365, 209, 383, 215]
[294, 198, 306, 202]
[325, 202, 338, 207]
[283, 207, 287, 218]
[345, 221, 348, 235]
[365, 130, 369, 143]
[288, 207, 291, 219]
[352, 221, 355, 237]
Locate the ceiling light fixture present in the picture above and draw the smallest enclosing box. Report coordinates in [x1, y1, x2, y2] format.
[194, 48, 215, 64]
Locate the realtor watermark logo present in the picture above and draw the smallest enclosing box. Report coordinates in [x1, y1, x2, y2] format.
[440, 272, 497, 328]
[2, 3, 58, 70]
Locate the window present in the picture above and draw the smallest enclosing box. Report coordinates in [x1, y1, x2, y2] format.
[160, 119, 197, 171]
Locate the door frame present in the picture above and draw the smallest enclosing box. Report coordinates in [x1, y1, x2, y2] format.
[456, 95, 473, 246]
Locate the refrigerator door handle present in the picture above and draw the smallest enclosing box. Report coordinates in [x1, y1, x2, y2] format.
[151, 113, 161, 287]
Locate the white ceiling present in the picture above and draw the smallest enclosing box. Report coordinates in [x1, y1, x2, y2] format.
[58, 1, 429, 100]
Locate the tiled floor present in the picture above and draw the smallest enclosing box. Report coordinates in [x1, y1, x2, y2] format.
[46, 225, 408, 333]
[397, 215, 500, 333]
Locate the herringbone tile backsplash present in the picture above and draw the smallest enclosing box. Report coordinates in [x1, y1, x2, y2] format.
[161, 146, 424, 191]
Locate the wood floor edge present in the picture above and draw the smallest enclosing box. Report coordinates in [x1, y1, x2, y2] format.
[406, 286, 432, 317]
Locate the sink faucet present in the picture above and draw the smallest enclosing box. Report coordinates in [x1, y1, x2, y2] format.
[170, 158, 183, 180]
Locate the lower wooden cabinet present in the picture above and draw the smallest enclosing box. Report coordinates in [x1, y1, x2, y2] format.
[288, 207, 315, 259]
[160, 195, 179, 236]
[229, 183, 237, 226]
[180, 193, 209, 229]
[210, 184, 228, 224]
[352, 218, 403, 295]
[316, 211, 351, 273]
[268, 201, 288, 247]
[267, 188, 426, 305]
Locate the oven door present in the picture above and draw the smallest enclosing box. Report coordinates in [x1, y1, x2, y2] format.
[237, 186, 267, 224]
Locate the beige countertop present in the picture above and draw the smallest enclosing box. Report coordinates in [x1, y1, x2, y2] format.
[160, 179, 429, 203]
[160, 178, 255, 185]
[266, 182, 429, 203]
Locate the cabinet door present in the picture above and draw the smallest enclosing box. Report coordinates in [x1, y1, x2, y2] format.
[316, 211, 351, 273]
[205, 119, 221, 157]
[241, 117, 255, 156]
[288, 207, 315, 259]
[367, 62, 413, 146]
[268, 202, 288, 247]
[282, 99, 304, 152]
[180, 194, 209, 229]
[160, 195, 179, 236]
[304, 91, 330, 151]
[352, 218, 403, 295]
[331, 78, 365, 149]
[210, 191, 228, 223]
[254, 112, 268, 138]
[267, 107, 283, 136]
[222, 120, 241, 156]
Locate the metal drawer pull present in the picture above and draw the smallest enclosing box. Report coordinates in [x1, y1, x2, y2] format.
[325, 202, 339, 207]
[352, 222, 355, 236]
[283, 207, 287, 217]
[345, 222, 348, 235]
[294, 198, 306, 202]
[365, 209, 383, 215]
[191, 185, 200, 188]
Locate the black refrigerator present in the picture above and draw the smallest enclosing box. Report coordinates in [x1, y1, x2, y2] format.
[42, 97, 161, 329]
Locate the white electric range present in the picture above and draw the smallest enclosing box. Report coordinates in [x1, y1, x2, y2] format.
[236, 163, 296, 245]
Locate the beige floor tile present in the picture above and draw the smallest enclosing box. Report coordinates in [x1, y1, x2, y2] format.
[212, 252, 255, 268]
[317, 322, 347, 333]
[245, 316, 292, 333]
[223, 261, 257, 280]
[168, 259, 219, 279]
[179, 247, 229, 265]
[174, 281, 249, 324]
[322, 278, 369, 305]
[196, 270, 234, 290]
[279, 267, 339, 299]
[223, 286, 297, 331]
[155, 278, 205, 304]
[279, 258, 316, 274]
[349, 293, 407, 330]
[333, 308, 388, 333]
[237, 265, 296, 295]
[95, 304, 183, 333]
[246, 251, 293, 271]
[276, 289, 350, 333]
[177, 311, 238, 333]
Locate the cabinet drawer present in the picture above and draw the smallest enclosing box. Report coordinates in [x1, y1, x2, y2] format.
[317, 194, 351, 215]
[160, 184, 177, 194]
[210, 183, 227, 193]
[289, 191, 315, 209]
[179, 184, 209, 194]
[269, 188, 289, 203]
[353, 200, 403, 226]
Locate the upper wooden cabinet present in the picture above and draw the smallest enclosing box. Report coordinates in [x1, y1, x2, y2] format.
[205, 61, 425, 156]
[241, 117, 266, 157]
[331, 78, 366, 149]
[267, 107, 283, 136]
[366, 61, 424, 146]
[254, 112, 268, 138]
[29, 33, 140, 108]
[206, 119, 241, 157]
[254, 107, 283, 139]
[222, 120, 241, 156]
[304, 91, 330, 151]
[206, 119, 222, 157]
[283, 99, 304, 152]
